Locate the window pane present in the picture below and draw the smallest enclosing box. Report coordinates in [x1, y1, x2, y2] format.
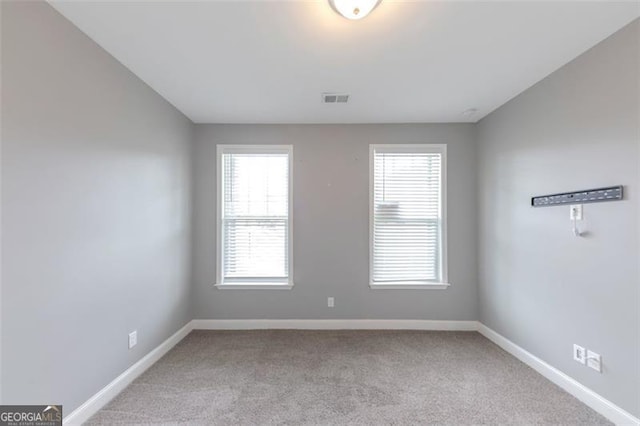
[224, 153, 288, 217]
[221, 149, 290, 282]
[373, 149, 442, 283]
[224, 218, 288, 278]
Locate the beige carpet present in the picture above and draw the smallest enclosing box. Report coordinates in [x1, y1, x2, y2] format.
[87, 330, 610, 425]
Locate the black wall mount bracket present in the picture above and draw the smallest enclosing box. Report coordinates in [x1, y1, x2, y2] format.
[531, 185, 623, 207]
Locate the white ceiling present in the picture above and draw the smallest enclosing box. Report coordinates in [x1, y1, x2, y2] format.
[50, 1, 639, 124]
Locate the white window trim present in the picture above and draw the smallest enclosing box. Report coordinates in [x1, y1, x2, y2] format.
[369, 144, 449, 290]
[215, 144, 294, 290]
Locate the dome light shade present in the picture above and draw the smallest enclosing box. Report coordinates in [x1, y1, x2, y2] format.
[328, 0, 382, 20]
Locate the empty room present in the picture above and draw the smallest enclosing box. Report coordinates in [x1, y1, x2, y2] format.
[1, 0, 638, 424]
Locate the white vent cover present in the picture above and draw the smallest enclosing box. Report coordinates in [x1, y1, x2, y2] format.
[322, 93, 349, 103]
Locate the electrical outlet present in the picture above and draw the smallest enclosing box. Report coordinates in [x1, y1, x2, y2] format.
[573, 344, 586, 364]
[587, 350, 601, 373]
[569, 204, 583, 220]
[327, 297, 334, 308]
[128, 331, 137, 349]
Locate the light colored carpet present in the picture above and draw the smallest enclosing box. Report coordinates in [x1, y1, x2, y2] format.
[87, 330, 610, 425]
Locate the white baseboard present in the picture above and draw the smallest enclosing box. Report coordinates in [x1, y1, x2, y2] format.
[63, 322, 193, 425]
[191, 319, 479, 331]
[478, 323, 639, 426]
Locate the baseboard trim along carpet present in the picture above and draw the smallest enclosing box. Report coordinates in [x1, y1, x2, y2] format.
[63, 322, 193, 425]
[477, 324, 639, 426]
[191, 319, 478, 331]
[63, 320, 639, 426]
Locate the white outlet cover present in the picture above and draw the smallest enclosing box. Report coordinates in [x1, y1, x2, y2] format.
[587, 350, 601, 372]
[128, 331, 137, 349]
[327, 297, 335, 308]
[573, 344, 586, 364]
[569, 204, 583, 220]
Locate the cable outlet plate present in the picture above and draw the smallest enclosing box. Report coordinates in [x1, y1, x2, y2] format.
[569, 204, 583, 220]
[587, 350, 601, 372]
[573, 344, 586, 364]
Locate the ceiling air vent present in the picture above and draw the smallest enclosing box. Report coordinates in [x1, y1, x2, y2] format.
[322, 93, 349, 103]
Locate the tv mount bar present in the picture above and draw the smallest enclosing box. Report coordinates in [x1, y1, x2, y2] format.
[531, 185, 623, 207]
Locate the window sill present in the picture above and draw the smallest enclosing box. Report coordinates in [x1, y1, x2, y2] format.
[215, 282, 294, 290]
[369, 282, 450, 290]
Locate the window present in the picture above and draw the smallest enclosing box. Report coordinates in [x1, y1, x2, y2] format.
[370, 144, 448, 289]
[216, 145, 293, 289]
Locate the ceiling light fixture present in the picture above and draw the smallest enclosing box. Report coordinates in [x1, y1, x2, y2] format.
[328, 0, 382, 20]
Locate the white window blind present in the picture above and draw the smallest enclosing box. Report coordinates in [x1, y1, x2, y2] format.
[217, 146, 292, 287]
[370, 145, 447, 287]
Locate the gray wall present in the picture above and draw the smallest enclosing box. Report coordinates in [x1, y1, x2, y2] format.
[1, 1, 193, 412]
[477, 19, 639, 417]
[193, 124, 478, 320]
